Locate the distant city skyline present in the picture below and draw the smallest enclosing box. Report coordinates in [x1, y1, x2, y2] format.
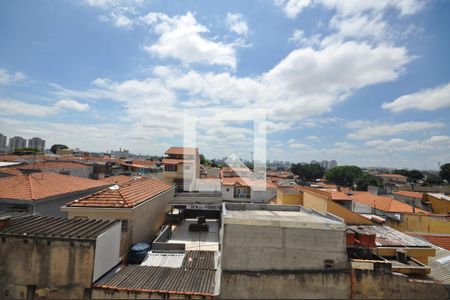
[1, 1, 449, 169]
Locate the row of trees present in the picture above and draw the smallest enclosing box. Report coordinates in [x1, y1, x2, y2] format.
[289, 162, 450, 190]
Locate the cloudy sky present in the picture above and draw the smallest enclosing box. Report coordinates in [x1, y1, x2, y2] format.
[0, 0, 449, 169]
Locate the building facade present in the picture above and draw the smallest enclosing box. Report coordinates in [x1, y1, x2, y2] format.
[0, 133, 7, 152]
[8, 136, 26, 152]
[162, 147, 200, 192]
[27, 137, 45, 152]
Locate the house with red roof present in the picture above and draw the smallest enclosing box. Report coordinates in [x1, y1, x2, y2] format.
[0, 173, 109, 217]
[62, 177, 174, 255]
[162, 147, 200, 192]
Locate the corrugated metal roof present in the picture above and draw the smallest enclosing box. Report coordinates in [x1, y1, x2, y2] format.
[141, 252, 185, 268]
[348, 225, 430, 247]
[182, 251, 216, 270]
[94, 265, 216, 296]
[0, 215, 118, 240]
[225, 209, 339, 224]
[429, 247, 450, 285]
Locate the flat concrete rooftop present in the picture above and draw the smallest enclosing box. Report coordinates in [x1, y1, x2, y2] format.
[223, 203, 345, 230]
[168, 219, 220, 251]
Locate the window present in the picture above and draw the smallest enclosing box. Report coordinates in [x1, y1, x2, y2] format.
[234, 186, 250, 199]
[324, 259, 334, 269]
[165, 165, 177, 172]
[121, 219, 128, 232]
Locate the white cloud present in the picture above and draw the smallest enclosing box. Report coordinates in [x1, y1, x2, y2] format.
[0, 98, 56, 117]
[306, 135, 319, 141]
[288, 138, 308, 148]
[0, 68, 25, 85]
[141, 12, 237, 69]
[225, 13, 248, 36]
[289, 30, 321, 47]
[347, 121, 444, 140]
[99, 12, 133, 29]
[328, 14, 387, 42]
[366, 135, 450, 152]
[382, 82, 450, 112]
[55, 99, 90, 111]
[274, 0, 312, 18]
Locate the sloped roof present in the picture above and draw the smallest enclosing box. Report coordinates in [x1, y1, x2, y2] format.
[164, 147, 198, 156]
[330, 191, 353, 201]
[349, 192, 429, 214]
[222, 176, 277, 189]
[0, 173, 108, 201]
[100, 175, 133, 185]
[67, 177, 173, 208]
[161, 158, 184, 165]
[18, 161, 91, 169]
[408, 233, 450, 251]
[394, 191, 423, 198]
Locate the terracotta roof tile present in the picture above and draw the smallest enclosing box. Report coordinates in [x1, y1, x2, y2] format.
[162, 158, 184, 165]
[68, 177, 173, 208]
[0, 173, 108, 201]
[330, 191, 353, 201]
[350, 192, 429, 214]
[100, 175, 134, 185]
[164, 147, 198, 155]
[222, 176, 277, 189]
[394, 191, 423, 198]
[18, 161, 91, 170]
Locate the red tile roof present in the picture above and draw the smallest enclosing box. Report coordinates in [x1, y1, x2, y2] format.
[394, 191, 423, 199]
[68, 177, 173, 208]
[330, 191, 353, 201]
[408, 233, 450, 251]
[18, 161, 91, 170]
[100, 175, 133, 185]
[222, 176, 277, 189]
[165, 147, 198, 156]
[162, 158, 184, 165]
[350, 192, 429, 214]
[0, 173, 108, 201]
[0, 168, 22, 177]
[378, 173, 407, 178]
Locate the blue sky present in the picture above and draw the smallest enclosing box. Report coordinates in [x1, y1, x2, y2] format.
[1, 0, 449, 169]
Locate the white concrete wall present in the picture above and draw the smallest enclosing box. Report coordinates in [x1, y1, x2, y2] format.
[93, 222, 121, 281]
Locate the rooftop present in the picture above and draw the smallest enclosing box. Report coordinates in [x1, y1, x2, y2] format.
[164, 147, 198, 156]
[349, 192, 429, 214]
[377, 173, 408, 178]
[394, 191, 423, 198]
[427, 193, 450, 202]
[141, 250, 217, 269]
[167, 219, 220, 251]
[0, 215, 119, 241]
[222, 176, 277, 189]
[348, 225, 430, 247]
[0, 173, 108, 201]
[407, 233, 450, 251]
[67, 177, 173, 208]
[99, 175, 133, 185]
[94, 265, 217, 297]
[161, 158, 184, 165]
[18, 161, 91, 170]
[223, 203, 345, 230]
[330, 191, 353, 201]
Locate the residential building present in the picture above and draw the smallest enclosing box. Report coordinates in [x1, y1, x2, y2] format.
[92, 209, 221, 299]
[220, 203, 350, 298]
[17, 161, 94, 178]
[424, 193, 450, 215]
[8, 136, 26, 152]
[221, 176, 277, 203]
[162, 147, 200, 192]
[27, 137, 45, 152]
[329, 159, 337, 169]
[0, 133, 7, 152]
[386, 213, 450, 234]
[321, 160, 329, 169]
[393, 191, 431, 211]
[0, 173, 109, 217]
[62, 177, 174, 256]
[0, 215, 121, 299]
[376, 173, 408, 184]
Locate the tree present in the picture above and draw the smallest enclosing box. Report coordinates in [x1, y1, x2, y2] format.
[13, 147, 39, 155]
[354, 174, 381, 191]
[50, 144, 68, 154]
[408, 170, 424, 182]
[199, 154, 207, 165]
[424, 174, 444, 185]
[290, 163, 325, 181]
[439, 163, 450, 182]
[325, 165, 363, 187]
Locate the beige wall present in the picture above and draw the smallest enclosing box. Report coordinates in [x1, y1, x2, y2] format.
[0, 237, 95, 299]
[63, 188, 174, 255]
[302, 191, 328, 212]
[386, 213, 450, 234]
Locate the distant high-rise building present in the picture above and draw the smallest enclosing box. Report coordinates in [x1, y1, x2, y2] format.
[329, 160, 337, 169]
[28, 137, 46, 152]
[321, 160, 329, 169]
[0, 133, 7, 151]
[9, 136, 26, 152]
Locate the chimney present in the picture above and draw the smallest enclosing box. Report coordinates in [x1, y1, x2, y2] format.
[0, 216, 11, 231]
